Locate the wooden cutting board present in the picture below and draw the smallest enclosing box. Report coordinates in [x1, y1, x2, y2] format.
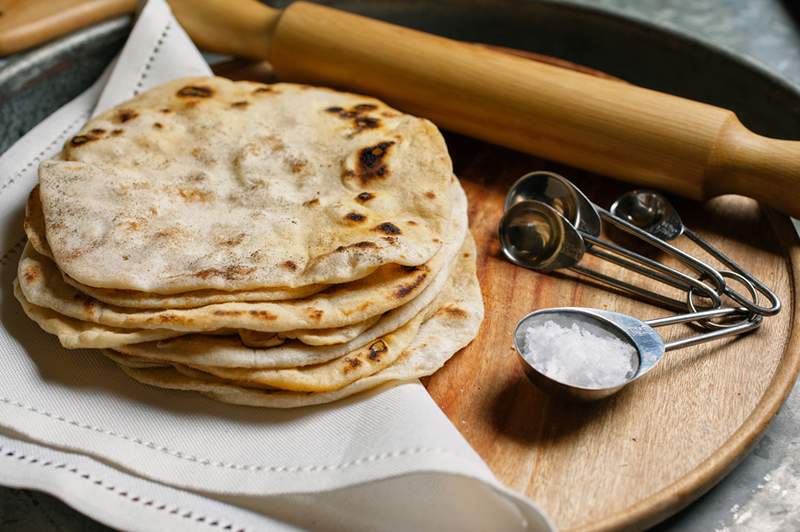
[422, 136, 800, 531]
[217, 55, 800, 531]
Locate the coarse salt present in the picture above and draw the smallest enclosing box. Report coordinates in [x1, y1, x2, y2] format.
[522, 319, 638, 388]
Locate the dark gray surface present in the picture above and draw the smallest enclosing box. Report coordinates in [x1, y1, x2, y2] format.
[1, 1, 799, 530]
[0, 17, 130, 155]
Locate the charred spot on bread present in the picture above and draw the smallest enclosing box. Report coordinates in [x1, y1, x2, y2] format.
[356, 192, 375, 203]
[345, 212, 367, 223]
[177, 85, 214, 98]
[374, 222, 401, 235]
[116, 109, 139, 123]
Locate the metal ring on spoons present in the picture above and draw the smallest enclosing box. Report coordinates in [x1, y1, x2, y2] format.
[499, 200, 722, 312]
[513, 306, 762, 401]
[611, 190, 781, 316]
[687, 270, 759, 330]
[505, 171, 728, 301]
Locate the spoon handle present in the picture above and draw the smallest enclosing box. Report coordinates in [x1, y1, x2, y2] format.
[644, 307, 743, 327]
[683, 228, 781, 316]
[660, 315, 762, 352]
[644, 307, 762, 351]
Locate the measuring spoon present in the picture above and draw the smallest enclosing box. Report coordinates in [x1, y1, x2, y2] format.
[514, 306, 762, 401]
[504, 170, 602, 236]
[504, 172, 728, 298]
[499, 200, 722, 311]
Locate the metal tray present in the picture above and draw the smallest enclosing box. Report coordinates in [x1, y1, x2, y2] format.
[2, 2, 799, 530]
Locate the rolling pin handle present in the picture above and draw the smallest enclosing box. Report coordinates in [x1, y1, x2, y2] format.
[706, 116, 800, 217]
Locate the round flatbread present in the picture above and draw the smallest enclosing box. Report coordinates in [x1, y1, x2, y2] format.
[14, 281, 184, 349]
[189, 311, 426, 393]
[239, 313, 381, 348]
[38, 77, 454, 292]
[25, 185, 327, 307]
[16, 279, 386, 350]
[61, 273, 326, 308]
[19, 180, 466, 333]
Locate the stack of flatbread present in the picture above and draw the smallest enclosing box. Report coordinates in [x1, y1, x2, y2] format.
[15, 77, 482, 408]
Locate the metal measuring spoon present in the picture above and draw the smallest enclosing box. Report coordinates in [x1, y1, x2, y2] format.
[504, 170, 602, 236]
[505, 172, 728, 301]
[609, 190, 683, 240]
[611, 190, 781, 316]
[514, 306, 762, 401]
[499, 200, 722, 311]
[499, 199, 585, 271]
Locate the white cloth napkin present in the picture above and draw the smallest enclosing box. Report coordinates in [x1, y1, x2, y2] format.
[0, 1, 552, 530]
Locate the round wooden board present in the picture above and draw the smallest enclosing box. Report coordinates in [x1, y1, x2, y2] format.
[422, 134, 800, 531]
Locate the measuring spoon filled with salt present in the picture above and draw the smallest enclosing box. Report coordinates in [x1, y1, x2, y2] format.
[513, 306, 762, 401]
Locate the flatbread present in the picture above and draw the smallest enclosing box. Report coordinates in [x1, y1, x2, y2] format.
[112, 235, 483, 407]
[184, 267, 448, 391]
[24, 186, 327, 308]
[235, 330, 284, 348]
[16, 251, 436, 348]
[240, 313, 381, 348]
[20, 181, 467, 333]
[14, 281, 183, 349]
[39, 77, 454, 292]
[190, 311, 425, 393]
[16, 279, 382, 350]
[62, 274, 326, 308]
[104, 350, 170, 369]
[114, 233, 472, 369]
[23, 186, 52, 258]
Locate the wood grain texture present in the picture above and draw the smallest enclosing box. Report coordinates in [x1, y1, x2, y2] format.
[421, 134, 798, 531]
[167, 0, 279, 59]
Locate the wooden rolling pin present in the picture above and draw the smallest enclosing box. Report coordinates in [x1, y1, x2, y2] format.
[0, 0, 136, 55]
[178, 0, 800, 217]
[5, 0, 800, 217]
